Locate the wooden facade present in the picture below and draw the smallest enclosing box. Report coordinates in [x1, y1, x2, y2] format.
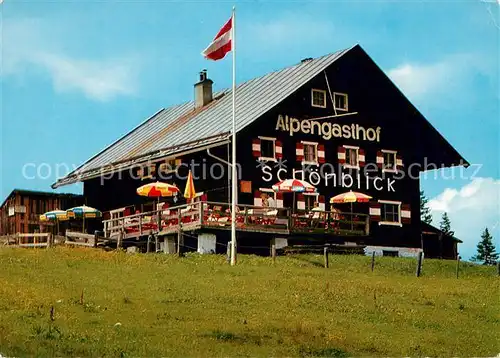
[0, 189, 83, 235]
[55, 45, 467, 257]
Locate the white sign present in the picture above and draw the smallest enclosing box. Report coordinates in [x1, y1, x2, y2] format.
[275, 114, 381, 142]
[8, 207, 14, 217]
[15, 205, 26, 214]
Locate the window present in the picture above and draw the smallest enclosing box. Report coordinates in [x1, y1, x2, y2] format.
[344, 145, 359, 168]
[301, 141, 318, 164]
[259, 137, 276, 160]
[379, 200, 401, 226]
[382, 250, 399, 257]
[311, 89, 326, 108]
[304, 193, 318, 211]
[333, 92, 348, 111]
[382, 150, 397, 172]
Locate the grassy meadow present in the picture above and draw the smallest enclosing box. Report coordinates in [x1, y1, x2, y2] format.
[0, 247, 498, 357]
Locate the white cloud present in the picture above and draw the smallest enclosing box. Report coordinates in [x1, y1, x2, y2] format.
[387, 54, 494, 103]
[2, 18, 139, 101]
[428, 177, 500, 259]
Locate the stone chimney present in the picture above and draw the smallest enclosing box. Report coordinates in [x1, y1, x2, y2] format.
[194, 69, 213, 109]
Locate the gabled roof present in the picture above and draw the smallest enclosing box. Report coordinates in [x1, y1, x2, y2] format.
[53, 43, 468, 188]
[1, 189, 83, 209]
[53, 46, 351, 188]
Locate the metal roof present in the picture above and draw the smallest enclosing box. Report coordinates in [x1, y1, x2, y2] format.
[52, 46, 353, 188]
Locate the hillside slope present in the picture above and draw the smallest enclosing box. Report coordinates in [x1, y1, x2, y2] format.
[0, 247, 498, 357]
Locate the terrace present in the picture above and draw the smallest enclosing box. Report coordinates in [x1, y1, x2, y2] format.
[102, 201, 370, 240]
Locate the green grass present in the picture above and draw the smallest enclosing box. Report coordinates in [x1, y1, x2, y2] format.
[0, 247, 498, 357]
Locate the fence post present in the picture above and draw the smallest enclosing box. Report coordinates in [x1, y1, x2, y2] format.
[93, 232, 98, 248]
[416, 251, 423, 277]
[324, 247, 329, 268]
[456, 255, 460, 279]
[271, 244, 276, 264]
[155, 234, 159, 253]
[146, 235, 151, 253]
[371, 251, 375, 272]
[47, 233, 53, 248]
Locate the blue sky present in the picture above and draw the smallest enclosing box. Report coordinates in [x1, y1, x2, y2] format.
[1, 0, 499, 258]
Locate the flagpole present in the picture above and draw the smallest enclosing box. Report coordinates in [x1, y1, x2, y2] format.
[230, 6, 237, 266]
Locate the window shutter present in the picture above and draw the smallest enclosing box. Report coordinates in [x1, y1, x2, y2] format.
[396, 154, 404, 170]
[296, 143, 304, 162]
[337, 146, 346, 164]
[358, 149, 366, 167]
[276, 192, 284, 208]
[297, 194, 306, 210]
[318, 195, 326, 211]
[253, 190, 262, 206]
[401, 204, 411, 224]
[252, 139, 261, 158]
[376, 151, 384, 169]
[317, 144, 325, 164]
[275, 140, 283, 159]
[369, 202, 381, 221]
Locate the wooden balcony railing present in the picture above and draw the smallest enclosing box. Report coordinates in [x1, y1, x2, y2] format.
[102, 201, 370, 239]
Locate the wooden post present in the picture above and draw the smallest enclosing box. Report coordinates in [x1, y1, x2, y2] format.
[177, 210, 183, 257]
[324, 247, 329, 268]
[155, 234, 159, 253]
[146, 235, 151, 253]
[416, 251, 423, 277]
[456, 255, 460, 279]
[199, 202, 204, 225]
[226, 242, 231, 263]
[47, 233, 52, 248]
[271, 244, 276, 264]
[117, 231, 123, 250]
[371, 251, 375, 272]
[93, 232, 98, 248]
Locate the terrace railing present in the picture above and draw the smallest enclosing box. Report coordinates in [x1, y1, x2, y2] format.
[102, 202, 370, 239]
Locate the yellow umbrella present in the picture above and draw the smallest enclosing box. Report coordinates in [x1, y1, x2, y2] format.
[137, 181, 180, 197]
[330, 191, 372, 204]
[184, 170, 197, 201]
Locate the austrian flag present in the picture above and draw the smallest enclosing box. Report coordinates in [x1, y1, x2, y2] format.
[201, 16, 233, 61]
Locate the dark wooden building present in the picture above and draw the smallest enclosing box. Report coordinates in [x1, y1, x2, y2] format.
[0, 189, 83, 235]
[52, 45, 468, 257]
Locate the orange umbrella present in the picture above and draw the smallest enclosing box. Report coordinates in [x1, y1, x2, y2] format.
[184, 170, 197, 201]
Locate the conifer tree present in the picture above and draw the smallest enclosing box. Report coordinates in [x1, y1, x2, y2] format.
[472, 228, 499, 265]
[439, 212, 454, 237]
[420, 190, 433, 224]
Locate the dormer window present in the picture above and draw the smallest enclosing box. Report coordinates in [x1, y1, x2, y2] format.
[311, 89, 326, 108]
[334, 92, 348, 111]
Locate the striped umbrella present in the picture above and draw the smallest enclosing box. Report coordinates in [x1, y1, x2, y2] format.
[40, 209, 74, 222]
[66, 205, 102, 233]
[272, 179, 316, 212]
[183, 170, 197, 201]
[67, 205, 102, 218]
[272, 179, 316, 193]
[40, 209, 74, 236]
[330, 191, 372, 204]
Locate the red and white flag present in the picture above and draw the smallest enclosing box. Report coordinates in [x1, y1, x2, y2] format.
[201, 16, 233, 61]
